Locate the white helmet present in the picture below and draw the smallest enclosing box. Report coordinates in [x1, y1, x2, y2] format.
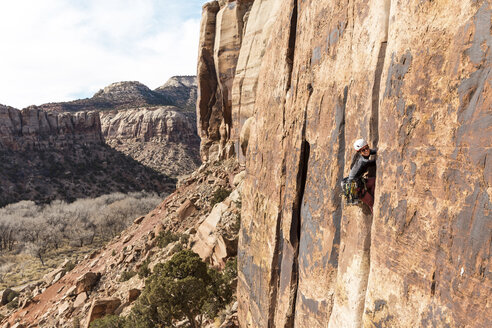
[353, 138, 368, 151]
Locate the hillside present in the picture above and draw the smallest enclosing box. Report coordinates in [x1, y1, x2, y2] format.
[2, 159, 243, 327]
[32, 77, 196, 114]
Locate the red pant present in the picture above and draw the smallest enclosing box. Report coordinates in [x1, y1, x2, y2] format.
[361, 177, 376, 213]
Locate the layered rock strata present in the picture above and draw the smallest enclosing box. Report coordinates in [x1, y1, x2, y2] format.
[0, 77, 200, 206]
[0, 106, 102, 150]
[197, 0, 491, 327]
[100, 107, 201, 177]
[0, 106, 175, 206]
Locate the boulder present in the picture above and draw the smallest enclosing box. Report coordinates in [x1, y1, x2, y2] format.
[192, 202, 231, 267]
[133, 216, 145, 225]
[85, 298, 121, 328]
[43, 267, 65, 286]
[74, 292, 88, 308]
[58, 301, 71, 316]
[232, 171, 246, 187]
[128, 289, 141, 303]
[75, 272, 101, 294]
[176, 199, 198, 220]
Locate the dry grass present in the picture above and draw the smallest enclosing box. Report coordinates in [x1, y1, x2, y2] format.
[0, 238, 107, 290]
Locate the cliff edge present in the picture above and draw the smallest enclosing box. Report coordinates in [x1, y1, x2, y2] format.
[197, 0, 491, 327]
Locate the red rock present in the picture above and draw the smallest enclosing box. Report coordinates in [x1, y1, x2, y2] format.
[74, 292, 88, 308]
[197, 0, 491, 327]
[176, 199, 198, 220]
[134, 216, 145, 224]
[128, 289, 141, 303]
[85, 298, 121, 328]
[75, 272, 100, 294]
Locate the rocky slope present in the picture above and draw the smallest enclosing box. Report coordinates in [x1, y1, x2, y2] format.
[154, 76, 198, 114]
[2, 159, 243, 328]
[196, 0, 491, 327]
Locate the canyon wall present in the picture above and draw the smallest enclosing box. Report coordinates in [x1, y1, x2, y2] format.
[100, 106, 201, 177]
[0, 105, 103, 150]
[197, 0, 491, 327]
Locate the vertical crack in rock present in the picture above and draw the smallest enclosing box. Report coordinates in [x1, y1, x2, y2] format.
[285, 0, 298, 92]
[430, 271, 436, 296]
[330, 86, 348, 267]
[268, 211, 284, 328]
[369, 41, 387, 148]
[287, 137, 310, 328]
[360, 2, 390, 324]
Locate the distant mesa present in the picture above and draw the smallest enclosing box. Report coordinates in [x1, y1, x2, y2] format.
[29, 76, 197, 113]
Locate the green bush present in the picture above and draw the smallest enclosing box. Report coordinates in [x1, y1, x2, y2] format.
[6, 297, 18, 310]
[85, 251, 236, 328]
[120, 271, 137, 282]
[72, 317, 81, 328]
[137, 259, 151, 279]
[156, 230, 180, 248]
[126, 250, 232, 328]
[4, 289, 18, 304]
[89, 315, 126, 328]
[210, 188, 231, 207]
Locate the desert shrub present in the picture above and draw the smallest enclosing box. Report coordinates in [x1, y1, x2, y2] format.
[65, 261, 76, 272]
[89, 315, 126, 328]
[0, 192, 161, 257]
[120, 271, 137, 282]
[137, 259, 151, 279]
[3, 289, 18, 304]
[72, 317, 81, 328]
[223, 257, 238, 284]
[156, 231, 181, 249]
[125, 250, 233, 328]
[231, 213, 241, 235]
[6, 297, 18, 310]
[210, 188, 231, 207]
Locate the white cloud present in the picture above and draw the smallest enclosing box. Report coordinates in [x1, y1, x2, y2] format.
[0, 0, 205, 108]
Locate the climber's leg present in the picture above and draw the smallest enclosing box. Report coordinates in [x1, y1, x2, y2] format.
[360, 178, 375, 213]
[366, 177, 376, 197]
[360, 191, 374, 213]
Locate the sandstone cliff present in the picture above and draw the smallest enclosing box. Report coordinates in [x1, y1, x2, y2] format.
[100, 106, 200, 177]
[197, 0, 491, 327]
[0, 105, 102, 151]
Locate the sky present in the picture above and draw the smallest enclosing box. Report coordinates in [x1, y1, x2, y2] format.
[0, 0, 207, 109]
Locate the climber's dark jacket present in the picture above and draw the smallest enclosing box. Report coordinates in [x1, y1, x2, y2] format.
[348, 149, 377, 180]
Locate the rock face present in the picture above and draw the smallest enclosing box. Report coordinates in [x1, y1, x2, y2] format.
[0, 106, 102, 151]
[197, 0, 255, 161]
[197, 0, 491, 327]
[100, 106, 201, 177]
[85, 297, 121, 327]
[0, 105, 175, 206]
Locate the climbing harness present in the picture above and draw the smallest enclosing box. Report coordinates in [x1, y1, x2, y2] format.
[340, 177, 366, 205]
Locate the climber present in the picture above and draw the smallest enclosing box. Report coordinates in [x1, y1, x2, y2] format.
[347, 138, 377, 212]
